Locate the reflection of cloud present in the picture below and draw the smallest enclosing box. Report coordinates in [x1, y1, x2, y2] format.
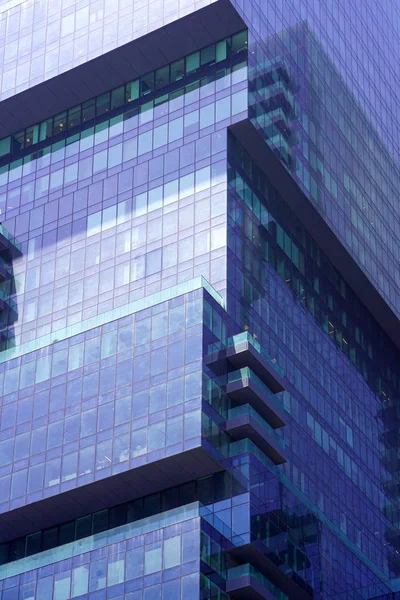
[0, 0, 27, 15]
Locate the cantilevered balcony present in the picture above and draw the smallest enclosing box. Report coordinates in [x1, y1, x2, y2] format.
[383, 475, 400, 498]
[227, 564, 288, 600]
[0, 257, 9, 283]
[0, 288, 17, 316]
[207, 332, 285, 393]
[228, 539, 314, 600]
[225, 404, 286, 465]
[263, 59, 291, 88]
[226, 333, 285, 393]
[255, 82, 296, 121]
[227, 368, 285, 428]
[0, 224, 22, 258]
[0, 223, 21, 317]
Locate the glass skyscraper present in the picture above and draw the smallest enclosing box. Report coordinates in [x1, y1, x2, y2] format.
[0, 0, 399, 598]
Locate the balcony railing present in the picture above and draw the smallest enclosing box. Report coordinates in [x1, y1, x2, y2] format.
[0, 255, 10, 281]
[0, 223, 22, 254]
[227, 367, 285, 428]
[225, 403, 286, 465]
[0, 286, 17, 313]
[228, 405, 284, 447]
[228, 332, 284, 377]
[227, 563, 288, 600]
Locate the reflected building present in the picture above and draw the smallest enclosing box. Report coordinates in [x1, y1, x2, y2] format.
[0, 1, 399, 599]
[245, 20, 400, 580]
[0, 223, 21, 350]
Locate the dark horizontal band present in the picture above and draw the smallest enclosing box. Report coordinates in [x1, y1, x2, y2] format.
[0, 0, 245, 139]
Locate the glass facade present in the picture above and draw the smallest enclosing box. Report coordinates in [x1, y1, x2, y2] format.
[245, 19, 400, 319]
[0, 1, 400, 599]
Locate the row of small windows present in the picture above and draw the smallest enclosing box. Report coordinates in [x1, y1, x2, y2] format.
[0, 471, 236, 565]
[0, 30, 248, 161]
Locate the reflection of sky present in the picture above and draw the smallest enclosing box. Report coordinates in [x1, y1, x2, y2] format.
[0, 0, 27, 14]
[0, 71, 245, 349]
[0, 68, 247, 221]
[0, 0, 221, 99]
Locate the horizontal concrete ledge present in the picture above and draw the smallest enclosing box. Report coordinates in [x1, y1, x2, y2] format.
[0, 0, 246, 138]
[227, 575, 281, 600]
[0, 446, 223, 544]
[229, 119, 400, 352]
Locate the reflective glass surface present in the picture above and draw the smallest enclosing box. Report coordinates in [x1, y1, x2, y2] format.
[0, 0, 399, 599]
